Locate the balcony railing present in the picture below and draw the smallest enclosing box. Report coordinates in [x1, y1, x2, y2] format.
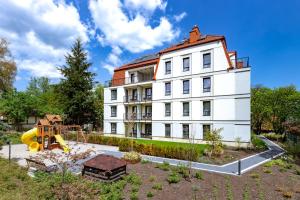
[231, 57, 250, 69]
[105, 75, 154, 87]
[124, 94, 152, 103]
[124, 113, 152, 121]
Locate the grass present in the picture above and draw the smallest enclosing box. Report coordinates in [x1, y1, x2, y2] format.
[152, 183, 163, 190]
[134, 139, 208, 154]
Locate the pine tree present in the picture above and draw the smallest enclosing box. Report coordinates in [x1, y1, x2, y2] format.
[58, 38, 95, 125]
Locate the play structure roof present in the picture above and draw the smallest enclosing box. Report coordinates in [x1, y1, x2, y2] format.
[45, 114, 62, 123]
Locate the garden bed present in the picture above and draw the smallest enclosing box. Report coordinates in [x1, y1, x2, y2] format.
[1, 157, 300, 200]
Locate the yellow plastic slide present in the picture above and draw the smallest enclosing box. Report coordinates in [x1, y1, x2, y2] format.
[54, 134, 70, 153]
[21, 128, 39, 152]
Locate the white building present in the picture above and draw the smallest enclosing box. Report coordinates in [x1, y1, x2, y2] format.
[103, 26, 251, 146]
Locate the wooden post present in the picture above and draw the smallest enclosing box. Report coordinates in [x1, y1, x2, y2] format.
[238, 160, 241, 175]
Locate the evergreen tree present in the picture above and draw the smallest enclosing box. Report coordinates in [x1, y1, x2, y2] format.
[57, 38, 95, 125]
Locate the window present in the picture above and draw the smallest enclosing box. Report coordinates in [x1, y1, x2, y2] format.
[203, 125, 211, 140]
[165, 124, 171, 137]
[111, 106, 117, 117]
[111, 123, 117, 133]
[165, 82, 171, 96]
[145, 124, 152, 135]
[203, 77, 211, 92]
[165, 103, 171, 116]
[111, 89, 117, 100]
[183, 80, 190, 94]
[182, 124, 189, 139]
[132, 89, 137, 101]
[183, 57, 190, 71]
[165, 61, 171, 74]
[130, 73, 135, 83]
[183, 102, 189, 116]
[203, 101, 211, 116]
[145, 88, 152, 100]
[203, 53, 211, 68]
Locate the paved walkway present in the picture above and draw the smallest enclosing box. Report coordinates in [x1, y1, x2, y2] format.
[0, 136, 285, 176]
[100, 136, 285, 176]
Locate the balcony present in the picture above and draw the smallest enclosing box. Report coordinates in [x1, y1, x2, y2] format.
[231, 57, 250, 69]
[124, 113, 152, 121]
[124, 94, 152, 103]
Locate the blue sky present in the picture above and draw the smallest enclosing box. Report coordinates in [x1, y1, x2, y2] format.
[1, 0, 299, 91]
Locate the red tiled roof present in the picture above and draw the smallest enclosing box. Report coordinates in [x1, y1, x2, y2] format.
[159, 35, 225, 54]
[114, 57, 158, 72]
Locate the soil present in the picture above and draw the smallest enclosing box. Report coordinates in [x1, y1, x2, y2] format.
[199, 149, 261, 165]
[122, 162, 300, 200]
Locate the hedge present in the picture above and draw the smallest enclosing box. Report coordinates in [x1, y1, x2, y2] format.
[65, 133, 202, 161]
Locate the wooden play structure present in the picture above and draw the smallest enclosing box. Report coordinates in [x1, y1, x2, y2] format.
[21, 114, 86, 152]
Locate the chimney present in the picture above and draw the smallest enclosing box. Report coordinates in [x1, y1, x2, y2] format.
[189, 25, 201, 43]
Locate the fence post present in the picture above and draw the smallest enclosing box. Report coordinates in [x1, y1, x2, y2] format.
[7, 140, 11, 163]
[238, 160, 241, 175]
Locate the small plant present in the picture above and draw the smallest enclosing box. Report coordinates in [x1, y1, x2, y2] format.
[243, 184, 249, 200]
[205, 128, 224, 156]
[225, 176, 233, 200]
[155, 161, 170, 171]
[141, 159, 150, 164]
[279, 168, 287, 173]
[174, 163, 189, 178]
[123, 151, 141, 164]
[148, 175, 156, 182]
[295, 168, 300, 175]
[152, 183, 162, 190]
[235, 137, 242, 150]
[192, 185, 199, 200]
[167, 172, 181, 184]
[275, 186, 284, 192]
[126, 173, 142, 186]
[147, 191, 154, 198]
[194, 171, 204, 180]
[263, 168, 272, 174]
[282, 191, 293, 198]
[130, 192, 138, 200]
[251, 134, 267, 150]
[131, 185, 139, 193]
[249, 173, 260, 179]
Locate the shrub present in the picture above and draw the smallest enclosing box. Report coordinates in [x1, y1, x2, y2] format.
[147, 191, 154, 198]
[152, 183, 162, 190]
[123, 151, 141, 164]
[205, 128, 224, 156]
[251, 134, 267, 150]
[262, 133, 284, 141]
[131, 185, 139, 193]
[194, 171, 204, 180]
[166, 172, 181, 184]
[67, 133, 203, 161]
[155, 161, 170, 171]
[126, 173, 142, 186]
[235, 137, 242, 150]
[295, 169, 300, 175]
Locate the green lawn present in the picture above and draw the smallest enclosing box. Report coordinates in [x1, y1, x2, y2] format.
[134, 139, 209, 154]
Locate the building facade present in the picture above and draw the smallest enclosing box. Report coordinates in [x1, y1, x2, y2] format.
[103, 26, 251, 145]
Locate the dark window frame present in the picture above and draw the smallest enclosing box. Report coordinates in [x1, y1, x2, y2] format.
[111, 106, 117, 117]
[203, 124, 211, 140]
[165, 61, 171, 74]
[203, 53, 211, 68]
[182, 124, 189, 139]
[183, 102, 189, 116]
[111, 89, 117, 100]
[165, 103, 171, 116]
[203, 77, 211, 93]
[111, 123, 117, 134]
[183, 57, 190, 71]
[165, 82, 171, 96]
[165, 124, 171, 138]
[203, 101, 211, 116]
[183, 79, 190, 94]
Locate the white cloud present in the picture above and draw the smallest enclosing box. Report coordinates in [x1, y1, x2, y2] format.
[0, 0, 88, 79]
[103, 63, 115, 75]
[124, 0, 167, 12]
[174, 12, 187, 22]
[89, 0, 179, 53]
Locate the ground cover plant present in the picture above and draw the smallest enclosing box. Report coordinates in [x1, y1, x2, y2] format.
[1, 155, 300, 200]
